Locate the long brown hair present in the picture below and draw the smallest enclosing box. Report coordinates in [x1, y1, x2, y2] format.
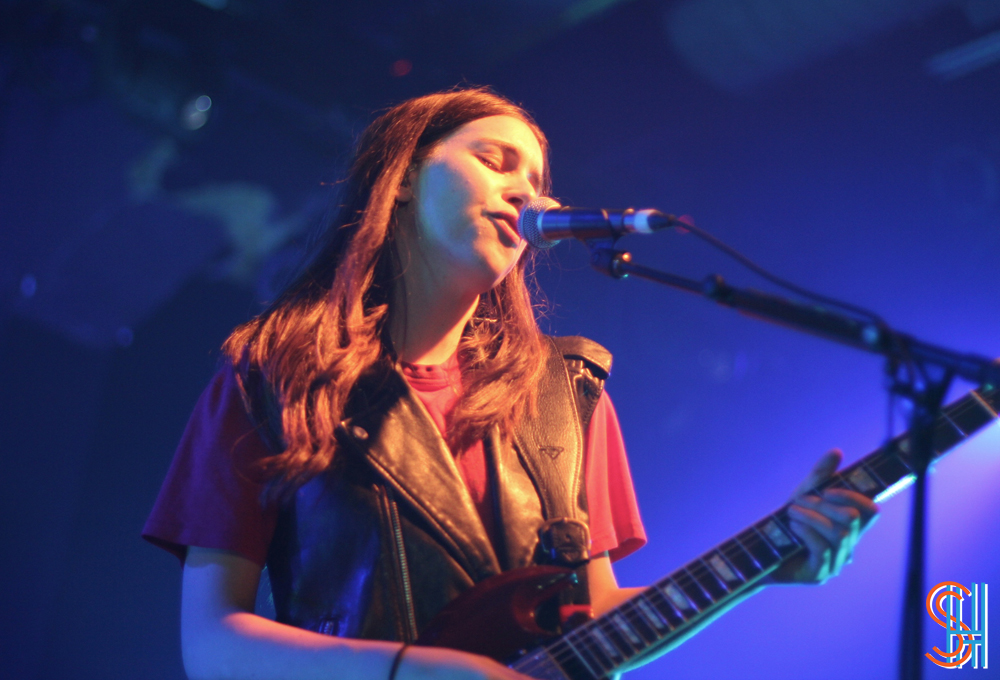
[224, 87, 552, 499]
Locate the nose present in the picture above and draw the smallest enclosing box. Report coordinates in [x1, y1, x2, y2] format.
[503, 174, 537, 213]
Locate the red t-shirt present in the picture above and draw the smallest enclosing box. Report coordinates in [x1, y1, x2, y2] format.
[143, 361, 645, 567]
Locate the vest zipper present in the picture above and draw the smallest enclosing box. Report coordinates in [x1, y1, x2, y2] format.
[385, 485, 418, 641]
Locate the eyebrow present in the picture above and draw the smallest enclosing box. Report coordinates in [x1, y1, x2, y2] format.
[475, 137, 542, 191]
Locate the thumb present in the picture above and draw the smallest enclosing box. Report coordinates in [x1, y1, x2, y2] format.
[791, 448, 842, 499]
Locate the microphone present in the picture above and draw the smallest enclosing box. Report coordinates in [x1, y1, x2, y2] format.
[517, 197, 676, 249]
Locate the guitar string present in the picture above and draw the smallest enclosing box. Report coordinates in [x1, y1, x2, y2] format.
[532, 514, 786, 670]
[526, 479, 844, 670]
[542, 569, 744, 674]
[521, 393, 998, 679]
[539, 538, 784, 674]
[552, 510, 825, 671]
[524, 557, 768, 676]
[539, 534, 804, 677]
[527, 468, 860, 670]
[520, 394, 994, 677]
[591, 393, 997, 674]
[945, 390, 997, 431]
[515, 540, 775, 676]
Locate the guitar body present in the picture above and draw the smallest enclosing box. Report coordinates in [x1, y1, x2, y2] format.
[416, 565, 574, 662]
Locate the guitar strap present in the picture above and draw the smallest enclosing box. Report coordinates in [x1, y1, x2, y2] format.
[513, 336, 613, 629]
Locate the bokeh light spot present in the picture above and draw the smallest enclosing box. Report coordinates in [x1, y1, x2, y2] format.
[20, 274, 37, 298]
[115, 327, 134, 347]
[181, 95, 212, 130]
[390, 59, 412, 77]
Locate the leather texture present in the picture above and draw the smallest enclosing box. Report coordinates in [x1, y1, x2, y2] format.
[256, 335, 612, 642]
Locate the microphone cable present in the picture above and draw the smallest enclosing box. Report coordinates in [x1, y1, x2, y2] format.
[664, 215, 918, 421]
[668, 215, 888, 327]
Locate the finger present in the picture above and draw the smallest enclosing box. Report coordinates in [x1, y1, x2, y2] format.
[792, 511, 854, 580]
[831, 516, 860, 575]
[820, 488, 880, 513]
[795, 494, 863, 530]
[818, 489, 880, 527]
[790, 503, 860, 579]
[788, 504, 845, 551]
[791, 448, 843, 499]
[787, 518, 833, 582]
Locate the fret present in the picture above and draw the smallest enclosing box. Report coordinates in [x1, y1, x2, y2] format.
[940, 394, 977, 428]
[867, 449, 913, 488]
[772, 512, 804, 553]
[724, 538, 764, 579]
[553, 655, 597, 680]
[860, 460, 891, 487]
[618, 602, 660, 644]
[707, 550, 744, 586]
[844, 463, 886, 495]
[660, 580, 699, 616]
[589, 621, 625, 661]
[550, 640, 599, 680]
[691, 559, 730, 600]
[610, 611, 645, 648]
[967, 389, 998, 418]
[738, 528, 781, 569]
[597, 618, 634, 658]
[822, 476, 852, 491]
[932, 415, 965, 454]
[555, 628, 615, 678]
[756, 516, 799, 557]
[634, 594, 672, 632]
[677, 569, 713, 610]
[511, 648, 569, 680]
[977, 386, 999, 412]
[647, 587, 687, 626]
[565, 626, 614, 675]
[947, 392, 998, 435]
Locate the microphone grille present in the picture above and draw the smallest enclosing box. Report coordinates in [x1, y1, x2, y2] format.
[518, 196, 561, 249]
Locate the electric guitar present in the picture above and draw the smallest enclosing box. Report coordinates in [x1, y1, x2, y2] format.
[417, 385, 999, 680]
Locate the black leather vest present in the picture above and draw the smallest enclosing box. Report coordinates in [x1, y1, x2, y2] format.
[255, 336, 612, 642]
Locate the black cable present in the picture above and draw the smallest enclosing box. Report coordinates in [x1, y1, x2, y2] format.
[667, 216, 918, 445]
[673, 217, 889, 328]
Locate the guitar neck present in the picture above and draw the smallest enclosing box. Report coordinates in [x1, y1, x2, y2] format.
[512, 385, 999, 680]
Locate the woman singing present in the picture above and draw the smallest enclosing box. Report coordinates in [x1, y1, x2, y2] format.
[144, 87, 878, 680]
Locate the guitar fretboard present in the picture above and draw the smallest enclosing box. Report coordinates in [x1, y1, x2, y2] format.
[511, 385, 999, 680]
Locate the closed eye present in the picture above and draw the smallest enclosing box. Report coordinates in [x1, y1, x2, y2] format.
[473, 138, 542, 192]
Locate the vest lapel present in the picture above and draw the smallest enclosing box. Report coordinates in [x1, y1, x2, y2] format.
[345, 368, 501, 583]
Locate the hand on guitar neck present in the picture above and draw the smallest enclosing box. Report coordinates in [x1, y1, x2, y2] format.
[589, 448, 882, 611]
[582, 447, 881, 668]
[768, 448, 880, 586]
[588, 447, 881, 617]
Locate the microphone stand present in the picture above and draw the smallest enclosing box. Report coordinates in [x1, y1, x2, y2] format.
[585, 240, 999, 680]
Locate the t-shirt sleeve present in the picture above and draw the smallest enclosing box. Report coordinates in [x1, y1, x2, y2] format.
[585, 390, 647, 562]
[142, 365, 278, 567]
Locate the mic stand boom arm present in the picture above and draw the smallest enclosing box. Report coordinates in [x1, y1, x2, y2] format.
[589, 245, 998, 386]
[588, 241, 998, 680]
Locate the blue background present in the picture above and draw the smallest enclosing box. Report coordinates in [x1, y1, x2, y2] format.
[1, 1, 997, 678]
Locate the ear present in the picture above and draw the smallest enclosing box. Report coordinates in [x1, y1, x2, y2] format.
[395, 166, 417, 203]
